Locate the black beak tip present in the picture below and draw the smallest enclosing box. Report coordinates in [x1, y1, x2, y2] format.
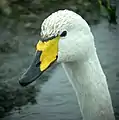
[19, 79, 28, 87]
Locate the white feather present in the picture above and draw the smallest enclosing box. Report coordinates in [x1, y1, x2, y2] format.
[41, 9, 115, 120]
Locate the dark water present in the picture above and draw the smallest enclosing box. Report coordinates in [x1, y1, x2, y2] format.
[1, 19, 119, 120]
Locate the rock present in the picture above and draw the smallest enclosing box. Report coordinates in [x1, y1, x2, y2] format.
[0, 0, 12, 15]
[69, 6, 78, 12]
[0, 82, 37, 117]
[0, 37, 19, 53]
[0, 96, 4, 101]
[0, 107, 5, 114]
[20, 13, 39, 22]
[24, 22, 32, 28]
[32, 0, 42, 5]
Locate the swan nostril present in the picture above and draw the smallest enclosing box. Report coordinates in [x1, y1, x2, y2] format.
[36, 61, 41, 67]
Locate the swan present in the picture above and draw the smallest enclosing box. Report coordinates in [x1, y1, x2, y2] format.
[19, 10, 115, 120]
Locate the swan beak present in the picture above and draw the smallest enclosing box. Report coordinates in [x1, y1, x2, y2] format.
[19, 36, 60, 87]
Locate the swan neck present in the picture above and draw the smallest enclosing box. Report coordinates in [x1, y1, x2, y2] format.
[62, 53, 115, 120]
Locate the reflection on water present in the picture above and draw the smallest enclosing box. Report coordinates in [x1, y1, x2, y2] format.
[2, 19, 119, 120]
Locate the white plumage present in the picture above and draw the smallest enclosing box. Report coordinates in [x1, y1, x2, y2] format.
[41, 10, 115, 120]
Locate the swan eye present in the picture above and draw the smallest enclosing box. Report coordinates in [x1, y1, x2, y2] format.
[60, 31, 67, 37]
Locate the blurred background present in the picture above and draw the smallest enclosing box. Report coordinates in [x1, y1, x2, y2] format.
[0, 0, 119, 120]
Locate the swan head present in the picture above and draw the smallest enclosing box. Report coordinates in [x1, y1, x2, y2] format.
[41, 10, 95, 62]
[19, 10, 95, 86]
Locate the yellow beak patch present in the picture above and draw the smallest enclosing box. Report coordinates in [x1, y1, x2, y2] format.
[36, 36, 60, 71]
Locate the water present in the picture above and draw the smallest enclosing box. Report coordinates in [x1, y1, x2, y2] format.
[1, 19, 119, 120]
